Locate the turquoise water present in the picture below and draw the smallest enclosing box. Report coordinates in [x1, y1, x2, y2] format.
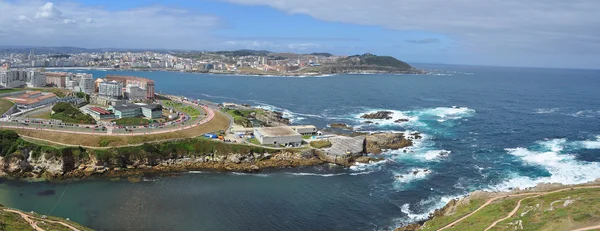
[1, 64, 600, 230]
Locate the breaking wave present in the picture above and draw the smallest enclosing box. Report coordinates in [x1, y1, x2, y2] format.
[490, 136, 600, 191]
[285, 172, 346, 177]
[353, 106, 476, 130]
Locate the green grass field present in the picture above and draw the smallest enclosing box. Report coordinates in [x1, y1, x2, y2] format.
[310, 140, 332, 149]
[162, 100, 201, 117]
[113, 117, 151, 126]
[0, 98, 14, 115]
[418, 187, 600, 231]
[0, 88, 24, 94]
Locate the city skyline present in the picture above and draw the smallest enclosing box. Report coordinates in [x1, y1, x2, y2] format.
[1, 0, 599, 69]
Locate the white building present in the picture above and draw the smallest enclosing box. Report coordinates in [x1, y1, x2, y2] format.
[98, 81, 123, 99]
[254, 127, 303, 147]
[78, 74, 94, 94]
[0, 70, 27, 88]
[290, 125, 318, 135]
[26, 71, 46, 88]
[125, 84, 146, 101]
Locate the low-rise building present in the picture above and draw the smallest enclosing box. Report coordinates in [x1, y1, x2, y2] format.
[109, 103, 162, 119]
[253, 126, 302, 146]
[86, 106, 115, 120]
[3, 91, 58, 109]
[290, 125, 318, 135]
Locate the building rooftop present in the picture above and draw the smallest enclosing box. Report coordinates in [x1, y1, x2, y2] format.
[4, 92, 57, 105]
[89, 107, 112, 115]
[255, 126, 300, 137]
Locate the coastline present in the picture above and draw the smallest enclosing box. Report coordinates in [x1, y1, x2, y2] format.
[42, 66, 427, 77]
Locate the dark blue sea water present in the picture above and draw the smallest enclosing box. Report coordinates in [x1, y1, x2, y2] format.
[1, 64, 600, 230]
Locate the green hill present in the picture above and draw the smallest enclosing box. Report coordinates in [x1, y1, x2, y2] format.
[0, 206, 93, 231]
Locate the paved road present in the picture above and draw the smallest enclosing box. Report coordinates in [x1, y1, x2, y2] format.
[0, 105, 215, 136]
[439, 186, 600, 231]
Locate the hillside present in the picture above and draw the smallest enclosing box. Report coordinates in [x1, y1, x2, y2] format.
[0, 206, 93, 231]
[302, 53, 423, 74]
[396, 180, 600, 231]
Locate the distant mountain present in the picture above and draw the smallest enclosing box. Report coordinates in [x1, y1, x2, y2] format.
[0, 46, 186, 55]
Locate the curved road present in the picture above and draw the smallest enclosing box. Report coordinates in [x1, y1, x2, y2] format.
[439, 186, 600, 231]
[0, 105, 215, 136]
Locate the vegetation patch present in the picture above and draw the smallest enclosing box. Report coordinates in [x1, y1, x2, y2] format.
[0, 88, 24, 94]
[25, 87, 69, 98]
[310, 140, 332, 149]
[113, 117, 151, 126]
[224, 109, 265, 127]
[51, 102, 96, 124]
[0, 98, 14, 115]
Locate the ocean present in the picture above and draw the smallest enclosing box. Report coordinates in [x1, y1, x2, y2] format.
[1, 64, 600, 230]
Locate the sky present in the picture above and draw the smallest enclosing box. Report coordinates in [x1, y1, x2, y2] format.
[1, 0, 599, 69]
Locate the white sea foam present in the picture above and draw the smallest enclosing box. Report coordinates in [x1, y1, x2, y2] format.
[490, 137, 600, 191]
[230, 172, 270, 177]
[394, 193, 464, 226]
[188, 171, 206, 174]
[354, 106, 475, 129]
[534, 108, 561, 114]
[393, 168, 432, 184]
[568, 110, 600, 118]
[285, 172, 346, 177]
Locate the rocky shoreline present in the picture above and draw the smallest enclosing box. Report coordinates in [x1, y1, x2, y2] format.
[0, 130, 419, 181]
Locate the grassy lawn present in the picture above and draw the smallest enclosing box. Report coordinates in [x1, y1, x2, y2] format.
[495, 188, 600, 231]
[310, 140, 332, 149]
[113, 117, 151, 126]
[50, 102, 96, 124]
[248, 137, 261, 145]
[25, 87, 70, 98]
[0, 88, 25, 94]
[9, 110, 231, 147]
[224, 109, 265, 127]
[302, 134, 313, 139]
[163, 100, 201, 117]
[0, 98, 14, 115]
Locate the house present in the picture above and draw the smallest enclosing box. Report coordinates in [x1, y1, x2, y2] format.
[290, 125, 318, 135]
[109, 103, 162, 119]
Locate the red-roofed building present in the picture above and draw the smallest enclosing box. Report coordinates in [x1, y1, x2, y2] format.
[85, 106, 115, 120]
[3, 91, 59, 109]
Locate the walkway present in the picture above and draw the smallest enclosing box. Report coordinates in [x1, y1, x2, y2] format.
[4, 209, 81, 231]
[439, 186, 600, 231]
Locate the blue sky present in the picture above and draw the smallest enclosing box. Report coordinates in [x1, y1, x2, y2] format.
[1, 0, 599, 68]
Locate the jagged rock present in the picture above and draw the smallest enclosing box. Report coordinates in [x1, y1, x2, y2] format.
[330, 123, 354, 130]
[394, 118, 409, 123]
[365, 133, 416, 154]
[394, 223, 421, 231]
[361, 111, 393, 120]
[364, 121, 374, 124]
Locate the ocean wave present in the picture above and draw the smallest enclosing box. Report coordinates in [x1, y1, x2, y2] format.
[490, 136, 600, 191]
[188, 171, 206, 174]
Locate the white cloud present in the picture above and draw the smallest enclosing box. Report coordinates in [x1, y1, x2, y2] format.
[221, 0, 600, 55]
[287, 43, 320, 50]
[0, 1, 224, 49]
[35, 2, 63, 20]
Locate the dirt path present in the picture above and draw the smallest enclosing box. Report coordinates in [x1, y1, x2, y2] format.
[571, 225, 600, 231]
[4, 208, 82, 231]
[439, 186, 600, 231]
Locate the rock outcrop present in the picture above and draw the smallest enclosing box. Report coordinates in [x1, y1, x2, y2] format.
[365, 133, 414, 154]
[361, 111, 393, 120]
[329, 123, 354, 130]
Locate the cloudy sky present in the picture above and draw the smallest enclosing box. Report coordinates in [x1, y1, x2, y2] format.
[1, 0, 599, 68]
